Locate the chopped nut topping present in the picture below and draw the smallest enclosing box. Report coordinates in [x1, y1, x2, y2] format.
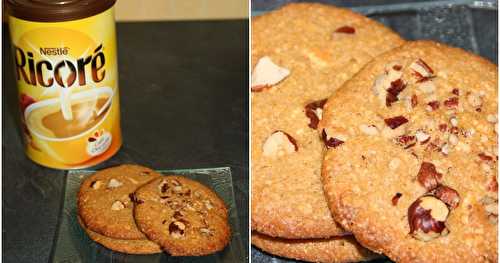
[467, 92, 483, 108]
[443, 97, 459, 108]
[158, 180, 169, 193]
[417, 162, 442, 190]
[408, 196, 449, 241]
[384, 116, 408, 129]
[410, 59, 434, 82]
[450, 117, 458, 127]
[321, 129, 345, 148]
[393, 65, 402, 71]
[487, 114, 497, 123]
[169, 221, 187, 238]
[129, 193, 143, 204]
[203, 200, 214, 210]
[481, 196, 498, 224]
[411, 94, 418, 108]
[107, 178, 123, 189]
[305, 99, 327, 129]
[334, 26, 355, 34]
[251, 56, 290, 91]
[395, 135, 416, 149]
[427, 101, 440, 111]
[478, 153, 494, 161]
[386, 79, 406, 107]
[432, 185, 460, 209]
[359, 124, 379, 136]
[263, 130, 298, 157]
[452, 88, 459, 96]
[487, 177, 498, 192]
[392, 193, 402, 206]
[90, 180, 102, 190]
[438, 124, 447, 132]
[111, 200, 125, 211]
[200, 228, 212, 235]
[415, 130, 430, 144]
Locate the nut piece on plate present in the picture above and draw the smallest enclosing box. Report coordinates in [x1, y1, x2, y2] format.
[263, 130, 298, 157]
[408, 195, 449, 241]
[251, 56, 290, 92]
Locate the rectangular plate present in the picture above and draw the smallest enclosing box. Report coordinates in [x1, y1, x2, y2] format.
[251, 1, 497, 262]
[51, 167, 244, 263]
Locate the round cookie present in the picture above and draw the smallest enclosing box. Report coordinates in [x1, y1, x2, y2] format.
[78, 164, 162, 240]
[251, 2, 405, 239]
[78, 217, 162, 254]
[320, 41, 498, 262]
[252, 232, 380, 263]
[133, 176, 231, 256]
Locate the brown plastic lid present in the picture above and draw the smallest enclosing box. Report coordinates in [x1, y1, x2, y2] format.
[6, 0, 116, 22]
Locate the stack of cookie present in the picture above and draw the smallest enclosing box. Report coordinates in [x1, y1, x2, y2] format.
[251, 3, 497, 263]
[77, 164, 231, 256]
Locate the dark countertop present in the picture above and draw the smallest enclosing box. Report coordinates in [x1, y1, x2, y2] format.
[2, 20, 249, 263]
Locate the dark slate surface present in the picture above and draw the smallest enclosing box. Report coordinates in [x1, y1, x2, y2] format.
[251, 0, 497, 262]
[2, 20, 249, 263]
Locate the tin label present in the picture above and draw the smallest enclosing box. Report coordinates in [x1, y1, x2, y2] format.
[9, 7, 121, 169]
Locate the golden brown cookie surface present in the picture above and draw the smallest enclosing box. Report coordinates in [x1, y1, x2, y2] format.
[320, 41, 498, 262]
[134, 176, 231, 256]
[77, 164, 162, 240]
[78, 217, 162, 254]
[251, 2, 405, 239]
[252, 232, 380, 263]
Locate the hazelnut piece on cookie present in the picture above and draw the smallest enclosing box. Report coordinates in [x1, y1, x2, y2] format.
[305, 99, 327, 129]
[251, 56, 290, 92]
[417, 162, 442, 191]
[432, 185, 460, 209]
[321, 129, 345, 149]
[334, 26, 355, 34]
[410, 59, 434, 82]
[408, 195, 449, 241]
[263, 131, 298, 157]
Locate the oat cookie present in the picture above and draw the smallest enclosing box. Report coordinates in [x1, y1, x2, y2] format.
[78, 217, 162, 254]
[252, 232, 380, 263]
[78, 164, 161, 240]
[251, 2, 405, 238]
[320, 41, 498, 262]
[133, 176, 231, 256]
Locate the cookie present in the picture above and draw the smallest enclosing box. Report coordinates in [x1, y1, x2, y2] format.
[252, 232, 380, 263]
[133, 176, 231, 256]
[320, 41, 498, 262]
[251, 2, 405, 239]
[78, 217, 162, 254]
[78, 164, 162, 240]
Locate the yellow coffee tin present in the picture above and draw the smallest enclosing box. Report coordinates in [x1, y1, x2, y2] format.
[7, 0, 122, 169]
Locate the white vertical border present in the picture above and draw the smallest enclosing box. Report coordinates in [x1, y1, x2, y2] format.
[247, 0, 254, 261]
[247, 0, 252, 261]
[497, 2, 500, 260]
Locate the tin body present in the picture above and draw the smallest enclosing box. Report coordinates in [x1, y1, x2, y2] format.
[8, 2, 122, 169]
